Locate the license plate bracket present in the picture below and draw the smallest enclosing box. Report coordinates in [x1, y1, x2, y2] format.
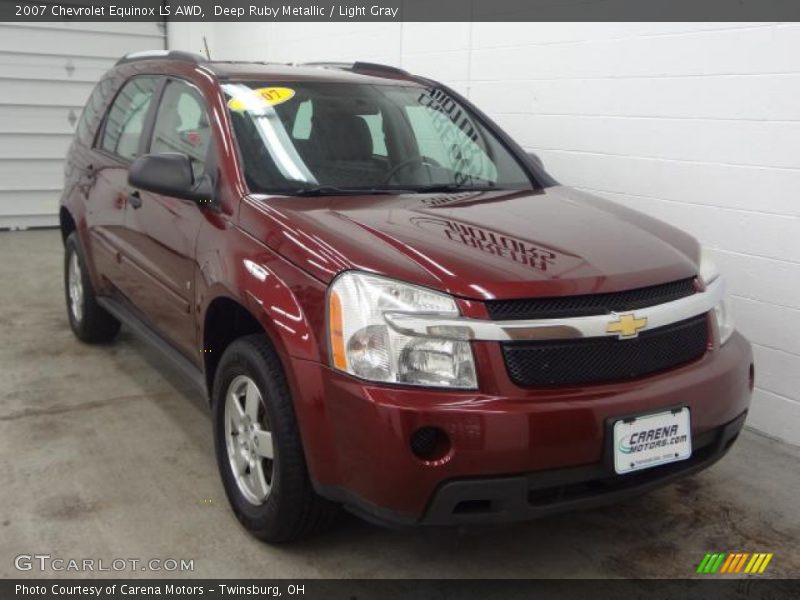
[610, 407, 692, 475]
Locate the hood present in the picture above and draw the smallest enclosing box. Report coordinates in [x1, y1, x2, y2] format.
[240, 186, 700, 300]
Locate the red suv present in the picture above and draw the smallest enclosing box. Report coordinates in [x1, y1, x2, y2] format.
[60, 50, 753, 542]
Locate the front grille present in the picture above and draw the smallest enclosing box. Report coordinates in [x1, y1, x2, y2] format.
[502, 315, 709, 387]
[486, 278, 697, 320]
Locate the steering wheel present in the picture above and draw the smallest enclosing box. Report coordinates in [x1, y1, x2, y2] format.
[382, 155, 441, 184]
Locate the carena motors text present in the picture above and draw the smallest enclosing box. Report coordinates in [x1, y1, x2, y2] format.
[16, 583, 297, 596]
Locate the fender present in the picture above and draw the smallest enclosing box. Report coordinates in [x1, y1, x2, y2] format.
[59, 170, 104, 291]
[195, 220, 340, 485]
[195, 219, 325, 362]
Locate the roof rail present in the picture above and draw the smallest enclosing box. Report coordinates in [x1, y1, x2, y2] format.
[116, 50, 207, 67]
[301, 61, 354, 70]
[300, 61, 410, 77]
[210, 60, 289, 67]
[352, 62, 409, 76]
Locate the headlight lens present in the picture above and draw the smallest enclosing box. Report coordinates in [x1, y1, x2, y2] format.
[328, 272, 477, 388]
[698, 247, 734, 345]
[698, 246, 720, 286]
[714, 297, 735, 346]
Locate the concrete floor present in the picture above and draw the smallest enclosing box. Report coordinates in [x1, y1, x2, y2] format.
[1, 229, 798, 579]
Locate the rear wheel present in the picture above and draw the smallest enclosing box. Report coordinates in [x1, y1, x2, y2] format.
[64, 232, 120, 343]
[212, 334, 339, 542]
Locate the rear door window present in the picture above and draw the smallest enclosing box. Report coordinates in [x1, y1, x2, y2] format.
[76, 77, 116, 145]
[99, 77, 159, 161]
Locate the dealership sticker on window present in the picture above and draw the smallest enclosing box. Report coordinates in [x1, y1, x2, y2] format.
[228, 87, 296, 111]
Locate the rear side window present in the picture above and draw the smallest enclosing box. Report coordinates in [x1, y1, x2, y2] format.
[100, 77, 158, 161]
[149, 79, 211, 181]
[75, 77, 115, 145]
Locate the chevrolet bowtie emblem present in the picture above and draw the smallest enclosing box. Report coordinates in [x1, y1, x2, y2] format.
[607, 313, 648, 339]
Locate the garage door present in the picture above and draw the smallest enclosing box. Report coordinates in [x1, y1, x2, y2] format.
[0, 22, 165, 229]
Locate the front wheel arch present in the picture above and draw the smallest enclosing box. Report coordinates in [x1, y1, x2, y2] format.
[59, 206, 76, 245]
[202, 295, 271, 400]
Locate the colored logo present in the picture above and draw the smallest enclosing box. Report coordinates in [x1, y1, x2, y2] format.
[696, 552, 773, 574]
[606, 313, 648, 338]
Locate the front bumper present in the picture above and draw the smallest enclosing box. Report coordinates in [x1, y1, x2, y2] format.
[285, 331, 753, 526]
[421, 410, 745, 525]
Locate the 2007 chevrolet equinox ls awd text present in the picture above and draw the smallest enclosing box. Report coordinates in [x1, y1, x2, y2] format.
[60, 51, 754, 542]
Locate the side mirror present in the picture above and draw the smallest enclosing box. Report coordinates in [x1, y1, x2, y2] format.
[527, 151, 544, 169]
[128, 152, 212, 203]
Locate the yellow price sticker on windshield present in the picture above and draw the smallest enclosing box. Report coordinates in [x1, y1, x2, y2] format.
[228, 87, 296, 111]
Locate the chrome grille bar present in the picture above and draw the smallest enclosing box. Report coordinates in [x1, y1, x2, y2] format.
[384, 278, 723, 342]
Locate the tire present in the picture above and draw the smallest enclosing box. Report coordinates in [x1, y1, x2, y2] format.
[212, 334, 339, 542]
[64, 232, 120, 344]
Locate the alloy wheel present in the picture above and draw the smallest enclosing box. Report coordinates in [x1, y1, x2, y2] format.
[224, 375, 275, 505]
[68, 252, 84, 323]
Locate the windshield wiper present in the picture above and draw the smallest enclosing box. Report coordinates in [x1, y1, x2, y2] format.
[275, 184, 503, 197]
[410, 183, 504, 194]
[287, 186, 412, 197]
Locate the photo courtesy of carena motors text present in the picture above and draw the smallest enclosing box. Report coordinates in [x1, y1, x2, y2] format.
[0, 1, 798, 598]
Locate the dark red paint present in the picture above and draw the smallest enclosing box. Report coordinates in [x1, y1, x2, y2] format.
[60, 58, 752, 520]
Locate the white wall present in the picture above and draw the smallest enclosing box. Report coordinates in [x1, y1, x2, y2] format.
[170, 22, 800, 445]
[0, 22, 165, 228]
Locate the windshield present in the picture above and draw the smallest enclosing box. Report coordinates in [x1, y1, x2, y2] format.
[222, 81, 533, 194]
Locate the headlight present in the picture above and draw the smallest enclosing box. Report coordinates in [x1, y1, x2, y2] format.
[698, 247, 734, 345]
[328, 272, 477, 388]
[698, 246, 720, 286]
[713, 298, 735, 346]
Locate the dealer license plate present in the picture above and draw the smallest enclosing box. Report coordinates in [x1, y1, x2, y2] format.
[613, 408, 692, 474]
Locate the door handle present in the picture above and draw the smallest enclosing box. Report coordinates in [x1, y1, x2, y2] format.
[79, 163, 96, 185]
[128, 190, 142, 209]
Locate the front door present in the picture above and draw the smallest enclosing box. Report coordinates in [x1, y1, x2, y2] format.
[122, 78, 214, 360]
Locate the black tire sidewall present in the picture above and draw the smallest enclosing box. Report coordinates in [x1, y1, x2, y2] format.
[64, 232, 120, 343]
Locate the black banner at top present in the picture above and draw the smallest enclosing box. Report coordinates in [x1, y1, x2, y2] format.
[3, 0, 800, 22]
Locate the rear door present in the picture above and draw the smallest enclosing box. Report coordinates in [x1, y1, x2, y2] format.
[85, 76, 160, 295]
[121, 77, 213, 359]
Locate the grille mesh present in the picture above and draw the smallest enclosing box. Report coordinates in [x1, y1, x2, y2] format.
[502, 315, 709, 387]
[486, 278, 697, 320]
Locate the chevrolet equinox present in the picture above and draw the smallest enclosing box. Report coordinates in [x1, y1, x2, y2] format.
[60, 50, 754, 542]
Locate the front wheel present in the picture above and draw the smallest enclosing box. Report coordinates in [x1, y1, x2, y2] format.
[212, 334, 338, 542]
